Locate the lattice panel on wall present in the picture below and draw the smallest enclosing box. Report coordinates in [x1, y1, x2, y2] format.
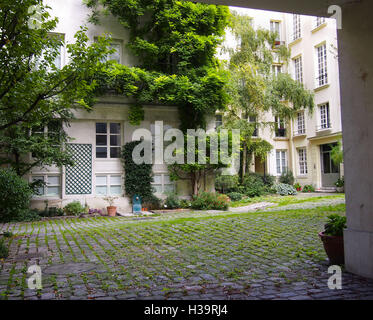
[65, 144, 92, 195]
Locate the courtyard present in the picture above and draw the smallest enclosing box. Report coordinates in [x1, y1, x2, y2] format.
[1, 195, 372, 300]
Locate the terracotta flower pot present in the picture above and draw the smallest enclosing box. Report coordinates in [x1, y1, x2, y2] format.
[318, 232, 345, 265]
[107, 206, 117, 217]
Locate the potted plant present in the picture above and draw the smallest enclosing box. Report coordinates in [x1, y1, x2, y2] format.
[294, 182, 302, 192]
[319, 214, 346, 265]
[335, 177, 344, 193]
[104, 196, 118, 217]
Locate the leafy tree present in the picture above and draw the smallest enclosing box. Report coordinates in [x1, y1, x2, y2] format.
[331, 140, 343, 166]
[223, 12, 314, 180]
[0, 0, 111, 175]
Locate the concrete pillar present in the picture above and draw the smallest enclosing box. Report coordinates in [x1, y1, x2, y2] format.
[338, 1, 373, 279]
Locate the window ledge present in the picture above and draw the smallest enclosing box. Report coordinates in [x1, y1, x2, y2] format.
[289, 38, 302, 47]
[274, 137, 289, 141]
[314, 83, 330, 92]
[293, 133, 307, 138]
[311, 23, 327, 34]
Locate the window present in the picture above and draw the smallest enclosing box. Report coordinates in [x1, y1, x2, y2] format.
[96, 123, 121, 159]
[275, 116, 286, 137]
[294, 56, 303, 83]
[270, 21, 281, 41]
[215, 114, 223, 129]
[249, 116, 258, 137]
[316, 44, 328, 87]
[276, 150, 287, 175]
[272, 65, 282, 77]
[296, 111, 306, 135]
[152, 174, 175, 194]
[293, 14, 301, 41]
[319, 103, 331, 130]
[315, 17, 326, 28]
[298, 148, 308, 175]
[31, 120, 63, 157]
[105, 42, 122, 64]
[96, 175, 123, 196]
[32, 175, 61, 197]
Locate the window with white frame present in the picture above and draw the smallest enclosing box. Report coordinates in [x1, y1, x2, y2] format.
[298, 148, 308, 175]
[95, 175, 123, 196]
[249, 116, 258, 137]
[316, 44, 328, 87]
[294, 56, 303, 83]
[32, 175, 61, 197]
[96, 123, 121, 159]
[315, 17, 326, 28]
[275, 116, 286, 137]
[272, 65, 282, 77]
[296, 111, 306, 134]
[319, 103, 331, 129]
[270, 21, 281, 41]
[152, 174, 175, 194]
[31, 119, 63, 158]
[293, 14, 301, 41]
[215, 114, 223, 129]
[105, 41, 122, 64]
[276, 150, 287, 175]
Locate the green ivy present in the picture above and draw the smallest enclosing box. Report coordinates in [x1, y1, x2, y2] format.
[122, 141, 154, 202]
[86, 0, 231, 131]
[128, 104, 145, 126]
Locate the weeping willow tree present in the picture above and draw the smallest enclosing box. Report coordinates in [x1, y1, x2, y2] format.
[222, 11, 315, 180]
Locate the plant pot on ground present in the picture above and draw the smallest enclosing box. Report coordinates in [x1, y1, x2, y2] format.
[104, 196, 118, 217]
[319, 214, 346, 265]
[106, 206, 117, 217]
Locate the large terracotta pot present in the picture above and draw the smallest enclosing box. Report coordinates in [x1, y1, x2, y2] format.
[107, 206, 117, 217]
[319, 232, 345, 265]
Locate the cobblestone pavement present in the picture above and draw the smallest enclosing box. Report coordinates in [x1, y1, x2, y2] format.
[1, 198, 372, 300]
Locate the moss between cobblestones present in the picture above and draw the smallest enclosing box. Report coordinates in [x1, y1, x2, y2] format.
[0, 202, 362, 301]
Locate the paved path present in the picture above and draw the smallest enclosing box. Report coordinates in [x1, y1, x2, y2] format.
[1, 196, 372, 300]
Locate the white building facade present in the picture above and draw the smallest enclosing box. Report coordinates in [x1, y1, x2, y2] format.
[221, 7, 343, 190]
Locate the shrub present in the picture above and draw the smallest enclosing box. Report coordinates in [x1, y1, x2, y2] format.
[335, 177, 344, 188]
[302, 185, 315, 193]
[143, 195, 162, 210]
[324, 214, 347, 237]
[294, 182, 302, 191]
[215, 174, 240, 194]
[227, 192, 243, 201]
[164, 193, 181, 209]
[39, 207, 64, 218]
[191, 192, 229, 211]
[261, 174, 276, 187]
[279, 170, 295, 185]
[180, 199, 192, 209]
[64, 201, 84, 216]
[14, 209, 41, 222]
[242, 173, 266, 197]
[275, 183, 297, 196]
[0, 169, 33, 222]
[0, 238, 9, 259]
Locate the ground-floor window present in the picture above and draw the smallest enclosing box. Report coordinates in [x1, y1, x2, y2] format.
[298, 148, 308, 175]
[276, 150, 287, 175]
[95, 174, 123, 196]
[32, 175, 61, 197]
[96, 122, 121, 159]
[152, 174, 175, 194]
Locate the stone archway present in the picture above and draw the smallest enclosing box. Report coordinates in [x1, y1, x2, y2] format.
[195, 0, 373, 279]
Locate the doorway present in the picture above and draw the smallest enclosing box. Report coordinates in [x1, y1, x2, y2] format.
[320, 143, 339, 187]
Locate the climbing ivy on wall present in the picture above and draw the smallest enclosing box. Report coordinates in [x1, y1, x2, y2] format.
[122, 141, 154, 201]
[85, 0, 231, 131]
